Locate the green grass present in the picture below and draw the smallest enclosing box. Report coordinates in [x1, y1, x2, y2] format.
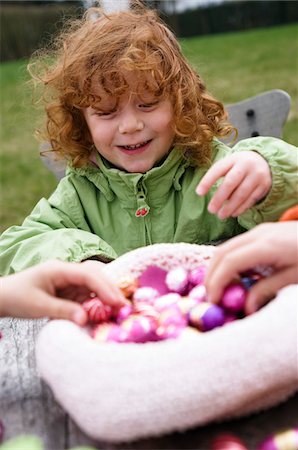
[1, 23, 297, 232]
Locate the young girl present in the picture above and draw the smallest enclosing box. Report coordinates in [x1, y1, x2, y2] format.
[0, 4, 297, 275]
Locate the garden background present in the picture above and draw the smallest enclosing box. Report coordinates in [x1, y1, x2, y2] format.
[1, 1, 297, 233]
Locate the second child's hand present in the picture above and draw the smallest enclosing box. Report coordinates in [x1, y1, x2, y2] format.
[196, 151, 272, 219]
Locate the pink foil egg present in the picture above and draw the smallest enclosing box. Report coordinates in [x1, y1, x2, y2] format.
[120, 314, 158, 343]
[82, 298, 112, 324]
[189, 303, 225, 331]
[221, 284, 247, 313]
[154, 293, 182, 312]
[189, 265, 207, 286]
[158, 305, 187, 328]
[133, 302, 160, 321]
[258, 428, 298, 450]
[93, 323, 127, 343]
[165, 266, 189, 294]
[133, 286, 159, 305]
[156, 323, 184, 340]
[188, 284, 207, 303]
[138, 265, 170, 295]
[116, 304, 133, 324]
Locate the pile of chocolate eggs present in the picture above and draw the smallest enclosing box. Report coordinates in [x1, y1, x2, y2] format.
[82, 264, 262, 344]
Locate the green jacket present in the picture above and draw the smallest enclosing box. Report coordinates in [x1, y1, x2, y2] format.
[0, 137, 297, 275]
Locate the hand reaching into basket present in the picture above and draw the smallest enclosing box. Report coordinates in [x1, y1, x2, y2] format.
[0, 260, 127, 325]
[205, 221, 298, 314]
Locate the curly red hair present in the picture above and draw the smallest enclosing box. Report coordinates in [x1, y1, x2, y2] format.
[29, 3, 234, 168]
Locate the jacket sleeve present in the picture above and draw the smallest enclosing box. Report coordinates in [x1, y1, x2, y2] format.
[232, 137, 298, 228]
[0, 177, 118, 275]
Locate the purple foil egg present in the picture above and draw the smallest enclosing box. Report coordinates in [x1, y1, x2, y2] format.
[121, 314, 158, 343]
[189, 303, 225, 331]
[138, 265, 170, 295]
[133, 286, 159, 305]
[93, 323, 127, 343]
[188, 284, 207, 303]
[221, 284, 247, 313]
[165, 266, 189, 295]
[189, 266, 207, 286]
[154, 293, 182, 312]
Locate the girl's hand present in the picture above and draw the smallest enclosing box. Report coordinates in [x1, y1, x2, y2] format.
[204, 222, 298, 314]
[0, 260, 127, 325]
[196, 151, 272, 219]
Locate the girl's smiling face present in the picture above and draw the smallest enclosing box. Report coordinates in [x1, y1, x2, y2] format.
[83, 79, 175, 173]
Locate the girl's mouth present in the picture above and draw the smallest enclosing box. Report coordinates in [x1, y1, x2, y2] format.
[118, 140, 152, 154]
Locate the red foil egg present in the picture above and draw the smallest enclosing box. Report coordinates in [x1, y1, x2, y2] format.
[221, 284, 247, 313]
[82, 298, 112, 324]
[210, 433, 248, 450]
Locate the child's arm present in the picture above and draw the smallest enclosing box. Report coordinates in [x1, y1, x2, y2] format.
[0, 260, 127, 324]
[204, 221, 298, 314]
[0, 176, 118, 275]
[196, 150, 271, 220]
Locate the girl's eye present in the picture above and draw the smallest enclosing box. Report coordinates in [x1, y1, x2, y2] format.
[139, 102, 158, 109]
[95, 110, 116, 117]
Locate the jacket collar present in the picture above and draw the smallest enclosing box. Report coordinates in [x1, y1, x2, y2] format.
[67, 147, 190, 202]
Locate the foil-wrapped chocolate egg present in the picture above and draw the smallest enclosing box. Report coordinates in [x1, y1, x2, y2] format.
[165, 266, 189, 294]
[189, 303, 225, 331]
[93, 323, 127, 343]
[118, 275, 138, 299]
[189, 265, 207, 286]
[188, 284, 207, 303]
[116, 304, 133, 323]
[154, 293, 182, 312]
[258, 428, 298, 450]
[133, 286, 159, 305]
[158, 305, 187, 328]
[120, 314, 158, 343]
[177, 296, 199, 317]
[133, 302, 159, 321]
[211, 433, 248, 450]
[82, 298, 112, 324]
[221, 284, 247, 313]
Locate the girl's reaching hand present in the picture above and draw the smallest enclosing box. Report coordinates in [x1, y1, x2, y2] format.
[0, 260, 127, 325]
[196, 151, 272, 219]
[204, 222, 298, 314]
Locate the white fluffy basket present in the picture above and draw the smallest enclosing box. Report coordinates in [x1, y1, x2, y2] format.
[36, 243, 298, 443]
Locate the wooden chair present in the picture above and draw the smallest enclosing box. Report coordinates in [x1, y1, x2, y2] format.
[41, 89, 291, 179]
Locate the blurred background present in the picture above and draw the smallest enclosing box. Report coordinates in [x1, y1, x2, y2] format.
[1, 0, 297, 232]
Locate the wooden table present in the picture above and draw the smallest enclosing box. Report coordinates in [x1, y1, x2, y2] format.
[1, 317, 297, 449]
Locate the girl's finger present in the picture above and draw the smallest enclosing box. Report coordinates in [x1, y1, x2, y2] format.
[196, 157, 234, 196]
[230, 185, 268, 217]
[208, 164, 246, 215]
[218, 179, 260, 219]
[245, 266, 297, 314]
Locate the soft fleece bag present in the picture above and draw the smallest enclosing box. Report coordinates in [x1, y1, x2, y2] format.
[36, 243, 298, 443]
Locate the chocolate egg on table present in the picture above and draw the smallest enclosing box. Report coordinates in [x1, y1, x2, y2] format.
[221, 284, 247, 313]
[82, 298, 112, 324]
[188, 284, 207, 303]
[120, 314, 158, 343]
[189, 303, 225, 331]
[165, 266, 189, 294]
[133, 286, 159, 305]
[154, 293, 182, 312]
[93, 323, 127, 343]
[210, 433, 248, 450]
[258, 428, 298, 450]
[189, 265, 207, 286]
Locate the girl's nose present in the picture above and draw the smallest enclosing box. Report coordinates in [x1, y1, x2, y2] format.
[118, 112, 144, 134]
